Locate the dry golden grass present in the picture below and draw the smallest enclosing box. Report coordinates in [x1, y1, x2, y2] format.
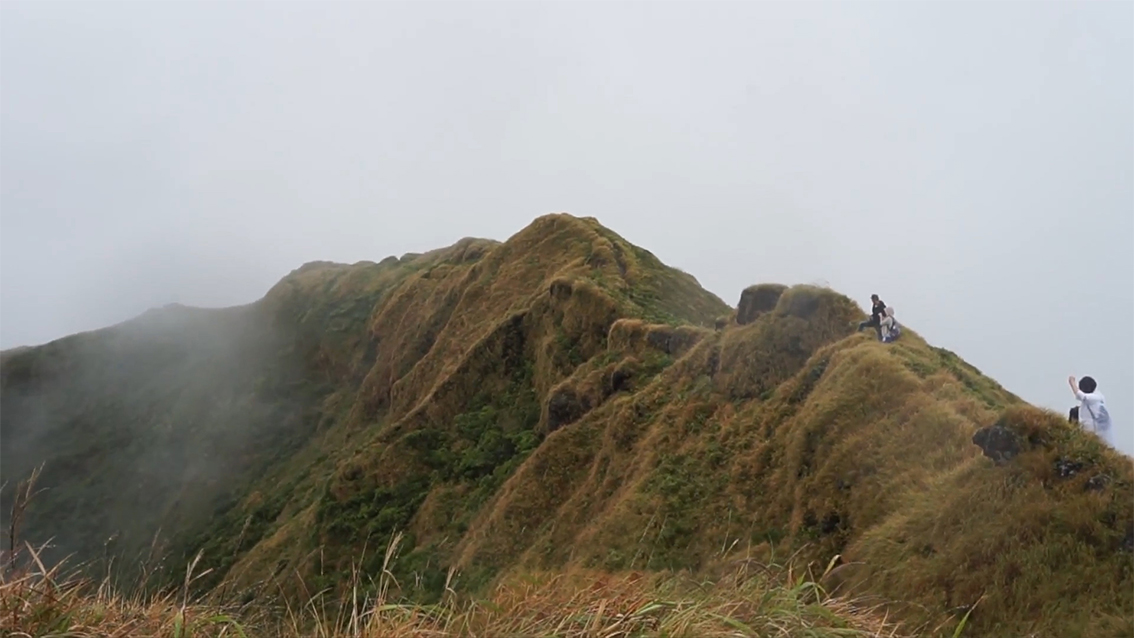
[453, 286, 1134, 638]
[1, 533, 914, 638]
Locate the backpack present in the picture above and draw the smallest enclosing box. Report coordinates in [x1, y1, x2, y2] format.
[882, 322, 902, 343]
[1082, 397, 1112, 433]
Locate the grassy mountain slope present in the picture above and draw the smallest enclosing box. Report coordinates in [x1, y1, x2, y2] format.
[191, 214, 730, 598]
[2, 214, 1131, 637]
[0, 246, 468, 578]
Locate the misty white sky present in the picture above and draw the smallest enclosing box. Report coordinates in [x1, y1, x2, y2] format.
[2, 1, 1131, 454]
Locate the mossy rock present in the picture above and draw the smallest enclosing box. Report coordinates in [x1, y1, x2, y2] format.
[736, 283, 787, 325]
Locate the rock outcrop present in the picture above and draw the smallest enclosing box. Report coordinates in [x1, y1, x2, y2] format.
[736, 283, 786, 325]
[972, 424, 1022, 464]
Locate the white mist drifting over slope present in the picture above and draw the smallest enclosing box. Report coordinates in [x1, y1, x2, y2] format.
[1, 2, 1131, 453]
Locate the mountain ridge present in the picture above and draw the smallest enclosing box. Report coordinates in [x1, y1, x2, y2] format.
[2, 213, 1130, 637]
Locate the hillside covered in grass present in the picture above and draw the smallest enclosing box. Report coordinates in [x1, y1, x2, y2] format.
[2, 213, 1131, 637]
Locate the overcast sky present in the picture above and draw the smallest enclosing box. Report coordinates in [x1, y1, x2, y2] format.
[2, 1, 1131, 454]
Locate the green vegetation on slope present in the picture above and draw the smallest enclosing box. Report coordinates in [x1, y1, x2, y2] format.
[0, 245, 482, 584]
[455, 285, 1130, 637]
[2, 213, 1130, 638]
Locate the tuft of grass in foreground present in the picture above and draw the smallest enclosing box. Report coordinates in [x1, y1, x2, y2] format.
[2, 534, 912, 638]
[1, 543, 256, 638]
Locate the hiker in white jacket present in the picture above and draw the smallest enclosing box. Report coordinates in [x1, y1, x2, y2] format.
[879, 306, 900, 343]
[1068, 375, 1115, 448]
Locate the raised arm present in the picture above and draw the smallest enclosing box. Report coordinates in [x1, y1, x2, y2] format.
[1068, 376, 1083, 399]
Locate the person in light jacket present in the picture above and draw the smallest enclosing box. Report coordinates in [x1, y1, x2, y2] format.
[879, 306, 901, 343]
[1068, 375, 1114, 448]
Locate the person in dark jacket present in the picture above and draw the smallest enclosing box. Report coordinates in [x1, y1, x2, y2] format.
[857, 294, 887, 340]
